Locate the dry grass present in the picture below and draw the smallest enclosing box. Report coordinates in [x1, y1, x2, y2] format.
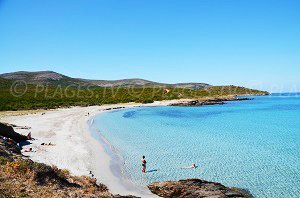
[0, 139, 135, 198]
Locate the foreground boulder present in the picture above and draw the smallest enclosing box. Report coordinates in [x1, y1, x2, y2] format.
[148, 179, 252, 198]
[0, 122, 28, 142]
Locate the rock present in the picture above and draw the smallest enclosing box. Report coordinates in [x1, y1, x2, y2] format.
[171, 100, 225, 106]
[0, 122, 28, 142]
[170, 97, 252, 107]
[148, 179, 252, 198]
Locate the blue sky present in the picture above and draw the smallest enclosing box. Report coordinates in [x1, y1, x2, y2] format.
[0, 0, 299, 92]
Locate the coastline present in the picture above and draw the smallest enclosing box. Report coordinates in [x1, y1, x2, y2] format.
[0, 96, 260, 196]
[87, 108, 154, 197]
[0, 100, 181, 197]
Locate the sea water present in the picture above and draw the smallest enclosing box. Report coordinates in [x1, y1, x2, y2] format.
[92, 94, 300, 198]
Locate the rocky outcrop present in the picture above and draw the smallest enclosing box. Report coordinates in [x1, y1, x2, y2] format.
[103, 106, 126, 111]
[148, 179, 252, 198]
[170, 97, 251, 106]
[0, 122, 28, 142]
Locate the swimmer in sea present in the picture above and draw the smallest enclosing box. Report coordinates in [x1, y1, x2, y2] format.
[181, 163, 197, 169]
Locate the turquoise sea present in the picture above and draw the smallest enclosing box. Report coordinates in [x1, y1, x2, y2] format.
[92, 93, 300, 198]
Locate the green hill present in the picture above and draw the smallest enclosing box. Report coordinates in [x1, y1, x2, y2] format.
[0, 71, 269, 111]
[0, 77, 13, 88]
[0, 71, 209, 89]
[0, 85, 268, 111]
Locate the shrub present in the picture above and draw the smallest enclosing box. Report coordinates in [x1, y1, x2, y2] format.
[0, 156, 9, 165]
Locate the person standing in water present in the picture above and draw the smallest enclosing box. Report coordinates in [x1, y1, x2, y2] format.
[141, 155, 147, 173]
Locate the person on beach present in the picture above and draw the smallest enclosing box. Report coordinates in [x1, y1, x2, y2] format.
[27, 132, 32, 140]
[141, 156, 147, 173]
[41, 142, 54, 146]
[89, 171, 94, 178]
[24, 148, 33, 152]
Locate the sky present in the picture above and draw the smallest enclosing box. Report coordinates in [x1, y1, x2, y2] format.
[0, 0, 299, 92]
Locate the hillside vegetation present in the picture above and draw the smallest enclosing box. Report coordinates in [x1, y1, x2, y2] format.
[0, 78, 14, 88]
[0, 76, 268, 111]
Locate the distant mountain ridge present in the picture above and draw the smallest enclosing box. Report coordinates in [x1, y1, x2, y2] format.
[0, 71, 90, 87]
[0, 71, 210, 89]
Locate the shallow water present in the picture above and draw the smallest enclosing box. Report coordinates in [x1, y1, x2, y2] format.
[92, 94, 300, 198]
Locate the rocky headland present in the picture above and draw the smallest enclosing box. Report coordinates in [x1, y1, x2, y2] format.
[170, 96, 252, 106]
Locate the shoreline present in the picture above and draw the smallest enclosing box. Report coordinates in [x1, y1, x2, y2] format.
[87, 110, 154, 197]
[0, 96, 260, 196]
[0, 100, 182, 197]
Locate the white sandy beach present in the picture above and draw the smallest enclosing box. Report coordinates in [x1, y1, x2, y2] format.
[0, 100, 183, 197]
